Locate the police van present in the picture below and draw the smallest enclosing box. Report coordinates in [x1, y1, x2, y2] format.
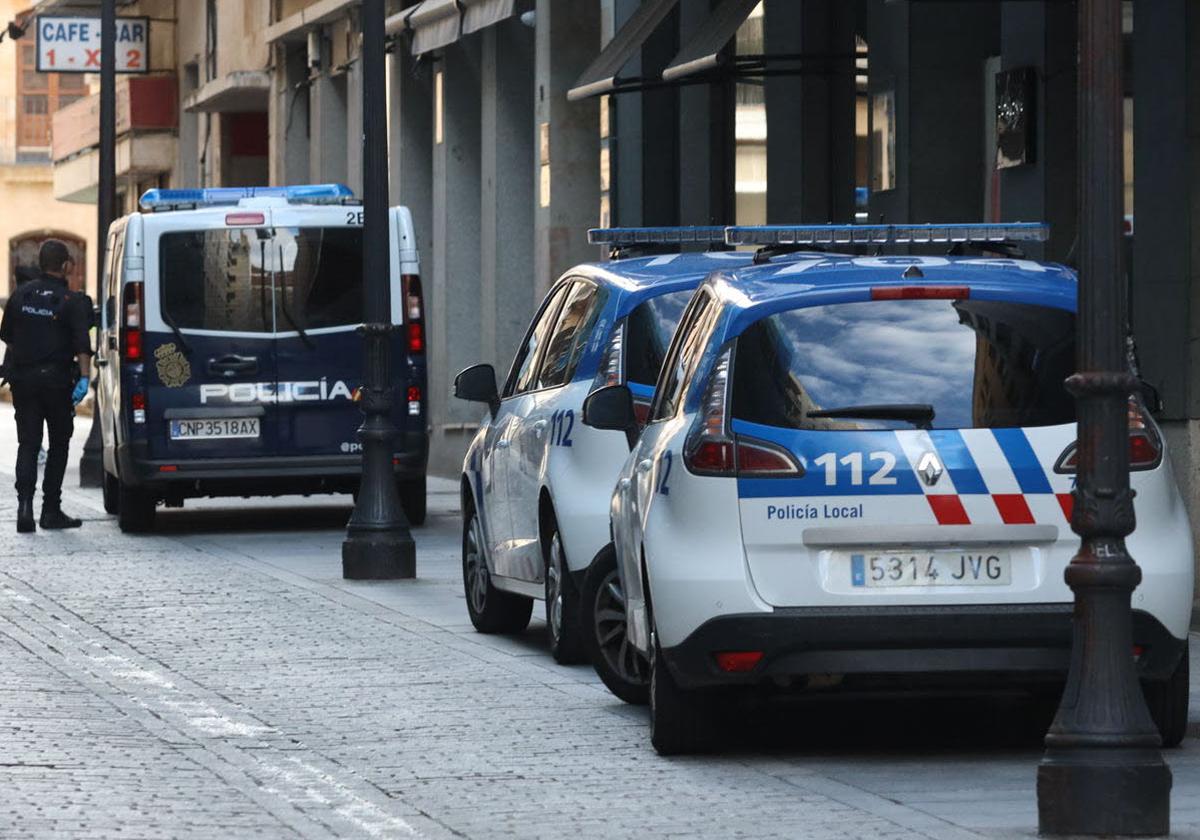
[95, 185, 428, 533]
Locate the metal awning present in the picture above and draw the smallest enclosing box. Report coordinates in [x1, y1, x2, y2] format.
[662, 0, 759, 81]
[407, 0, 461, 55]
[183, 71, 271, 114]
[567, 0, 679, 101]
[461, 0, 516, 35]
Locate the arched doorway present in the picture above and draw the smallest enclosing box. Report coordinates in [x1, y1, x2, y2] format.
[8, 230, 87, 296]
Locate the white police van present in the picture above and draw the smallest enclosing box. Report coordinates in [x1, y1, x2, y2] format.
[582, 223, 1194, 754]
[95, 185, 428, 533]
[454, 232, 756, 664]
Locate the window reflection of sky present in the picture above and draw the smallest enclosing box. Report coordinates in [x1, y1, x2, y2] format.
[777, 301, 978, 429]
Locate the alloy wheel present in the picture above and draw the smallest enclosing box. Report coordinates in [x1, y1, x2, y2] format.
[593, 567, 648, 687]
[465, 514, 489, 615]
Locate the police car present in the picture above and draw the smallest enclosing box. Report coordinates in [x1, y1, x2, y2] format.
[95, 185, 428, 533]
[581, 223, 1194, 754]
[453, 233, 757, 666]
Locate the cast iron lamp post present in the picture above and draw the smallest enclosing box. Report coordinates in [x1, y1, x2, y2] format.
[342, 0, 417, 579]
[1036, 0, 1171, 834]
[78, 0, 115, 488]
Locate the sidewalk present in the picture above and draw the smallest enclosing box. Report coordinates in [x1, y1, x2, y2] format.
[0, 402, 1196, 839]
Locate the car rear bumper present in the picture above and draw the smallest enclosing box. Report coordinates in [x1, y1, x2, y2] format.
[115, 434, 427, 498]
[661, 604, 1186, 689]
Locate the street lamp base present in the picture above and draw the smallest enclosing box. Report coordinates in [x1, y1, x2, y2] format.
[342, 532, 416, 580]
[1037, 748, 1171, 836]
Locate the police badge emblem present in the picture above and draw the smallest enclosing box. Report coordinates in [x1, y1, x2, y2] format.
[155, 342, 191, 388]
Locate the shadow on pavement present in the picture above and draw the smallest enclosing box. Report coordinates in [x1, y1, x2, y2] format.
[149, 503, 354, 535]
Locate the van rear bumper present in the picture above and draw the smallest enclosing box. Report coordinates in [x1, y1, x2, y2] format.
[661, 604, 1186, 689]
[116, 434, 427, 499]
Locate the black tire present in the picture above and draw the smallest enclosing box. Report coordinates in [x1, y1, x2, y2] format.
[117, 481, 155, 534]
[544, 517, 586, 665]
[581, 544, 649, 704]
[102, 471, 120, 516]
[399, 477, 427, 526]
[462, 500, 532, 634]
[1143, 641, 1190, 748]
[649, 625, 717, 756]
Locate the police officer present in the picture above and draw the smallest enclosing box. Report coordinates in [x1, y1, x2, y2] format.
[0, 240, 92, 533]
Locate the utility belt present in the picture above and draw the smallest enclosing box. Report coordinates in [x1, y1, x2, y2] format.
[1, 359, 78, 389]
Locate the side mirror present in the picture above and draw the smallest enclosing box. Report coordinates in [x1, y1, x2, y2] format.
[455, 363, 499, 416]
[583, 385, 638, 433]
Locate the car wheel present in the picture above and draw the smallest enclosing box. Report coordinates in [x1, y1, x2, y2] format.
[545, 522, 586, 665]
[649, 622, 716, 756]
[116, 481, 155, 534]
[581, 544, 649, 704]
[399, 477, 427, 526]
[1143, 641, 1190, 748]
[462, 501, 532, 634]
[102, 471, 120, 516]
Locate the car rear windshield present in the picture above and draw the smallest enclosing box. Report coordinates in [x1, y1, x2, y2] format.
[160, 228, 363, 333]
[731, 299, 1076, 431]
[625, 289, 693, 386]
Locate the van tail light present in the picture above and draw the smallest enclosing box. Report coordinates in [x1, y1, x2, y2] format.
[1055, 397, 1163, 473]
[121, 281, 145, 361]
[402, 274, 424, 354]
[407, 385, 422, 416]
[130, 390, 146, 424]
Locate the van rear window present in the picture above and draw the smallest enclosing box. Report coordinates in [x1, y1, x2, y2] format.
[731, 299, 1076, 431]
[160, 228, 363, 333]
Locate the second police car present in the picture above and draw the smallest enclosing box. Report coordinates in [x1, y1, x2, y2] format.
[454, 233, 757, 668]
[581, 223, 1194, 755]
[95, 185, 429, 532]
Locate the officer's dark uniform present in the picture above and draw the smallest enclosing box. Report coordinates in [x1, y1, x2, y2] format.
[0, 270, 91, 520]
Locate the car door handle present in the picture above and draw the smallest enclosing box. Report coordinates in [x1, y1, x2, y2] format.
[636, 459, 654, 473]
[497, 439, 511, 449]
[532, 419, 549, 436]
[207, 355, 258, 377]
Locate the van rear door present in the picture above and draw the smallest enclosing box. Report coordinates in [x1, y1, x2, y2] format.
[146, 215, 278, 461]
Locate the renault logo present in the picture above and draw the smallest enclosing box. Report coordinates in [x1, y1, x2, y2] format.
[917, 452, 944, 487]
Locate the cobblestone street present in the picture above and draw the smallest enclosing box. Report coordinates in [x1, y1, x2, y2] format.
[1, 409, 1198, 839]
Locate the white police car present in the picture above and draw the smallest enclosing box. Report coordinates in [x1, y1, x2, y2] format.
[95, 185, 429, 532]
[454, 231, 756, 664]
[582, 223, 1194, 754]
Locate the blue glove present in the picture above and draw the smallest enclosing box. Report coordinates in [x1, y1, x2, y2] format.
[72, 376, 89, 406]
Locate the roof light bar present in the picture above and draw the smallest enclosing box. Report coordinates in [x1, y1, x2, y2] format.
[724, 223, 1049, 247]
[587, 226, 729, 247]
[139, 184, 355, 211]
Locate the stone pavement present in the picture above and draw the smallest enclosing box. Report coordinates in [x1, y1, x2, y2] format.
[0, 405, 1197, 839]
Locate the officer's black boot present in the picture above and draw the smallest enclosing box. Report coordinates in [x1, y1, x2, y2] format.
[16, 498, 35, 533]
[39, 504, 81, 530]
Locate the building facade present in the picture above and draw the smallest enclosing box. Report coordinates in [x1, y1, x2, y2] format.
[0, 0, 96, 295]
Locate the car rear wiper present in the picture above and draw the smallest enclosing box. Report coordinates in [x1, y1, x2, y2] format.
[161, 309, 192, 356]
[806, 403, 935, 430]
[276, 246, 314, 350]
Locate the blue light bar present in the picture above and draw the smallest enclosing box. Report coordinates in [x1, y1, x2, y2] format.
[139, 184, 355, 211]
[588, 226, 728, 247]
[724, 223, 1049, 247]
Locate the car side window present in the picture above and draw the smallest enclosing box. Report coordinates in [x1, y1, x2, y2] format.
[505, 282, 571, 397]
[536, 280, 607, 390]
[649, 290, 715, 422]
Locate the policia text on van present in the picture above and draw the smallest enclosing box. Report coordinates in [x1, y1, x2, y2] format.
[95, 185, 429, 533]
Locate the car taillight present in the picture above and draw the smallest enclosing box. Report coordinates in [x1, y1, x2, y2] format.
[593, 319, 626, 390]
[402, 274, 424, 353]
[1055, 397, 1163, 473]
[407, 385, 421, 416]
[130, 390, 146, 424]
[684, 348, 736, 475]
[684, 346, 803, 477]
[121, 281, 144, 361]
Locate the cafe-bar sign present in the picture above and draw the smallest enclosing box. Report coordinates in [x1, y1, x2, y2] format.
[36, 16, 150, 74]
